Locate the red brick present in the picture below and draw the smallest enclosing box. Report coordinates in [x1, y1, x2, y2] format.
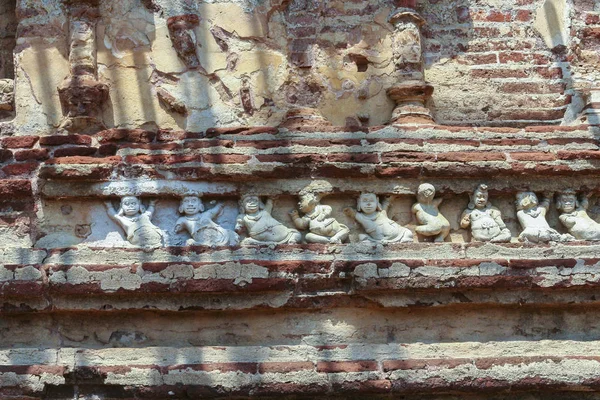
[53, 146, 98, 158]
[498, 109, 566, 121]
[256, 154, 326, 163]
[499, 82, 565, 94]
[535, 67, 563, 79]
[1, 136, 39, 149]
[327, 153, 379, 163]
[98, 143, 118, 156]
[234, 139, 293, 149]
[14, 148, 49, 161]
[97, 128, 156, 143]
[485, 10, 511, 22]
[470, 68, 528, 79]
[202, 154, 250, 163]
[125, 154, 199, 165]
[457, 53, 497, 65]
[0, 179, 31, 196]
[437, 152, 505, 162]
[156, 130, 201, 141]
[515, 9, 532, 21]
[0, 149, 12, 162]
[375, 165, 421, 178]
[332, 380, 392, 393]
[316, 361, 379, 373]
[39, 135, 92, 146]
[124, 142, 182, 151]
[185, 139, 235, 149]
[557, 150, 600, 160]
[44, 156, 121, 165]
[585, 12, 600, 24]
[381, 152, 435, 163]
[258, 362, 314, 374]
[2, 162, 38, 176]
[509, 152, 556, 161]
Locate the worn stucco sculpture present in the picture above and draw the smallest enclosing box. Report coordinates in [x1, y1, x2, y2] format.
[344, 193, 413, 244]
[556, 189, 600, 240]
[412, 183, 450, 242]
[460, 184, 511, 242]
[516, 191, 574, 243]
[290, 184, 349, 244]
[105, 196, 164, 248]
[235, 195, 302, 245]
[175, 195, 239, 247]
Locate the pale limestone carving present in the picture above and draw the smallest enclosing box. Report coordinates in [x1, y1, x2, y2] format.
[460, 184, 511, 242]
[290, 186, 349, 244]
[344, 193, 413, 244]
[105, 196, 164, 248]
[235, 195, 302, 245]
[175, 196, 239, 247]
[556, 189, 600, 240]
[516, 191, 574, 243]
[412, 183, 450, 242]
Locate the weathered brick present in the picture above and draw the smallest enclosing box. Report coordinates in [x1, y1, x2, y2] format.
[53, 147, 98, 158]
[39, 135, 92, 146]
[0, 179, 31, 196]
[509, 152, 556, 161]
[97, 128, 156, 143]
[1, 136, 39, 149]
[436, 152, 505, 162]
[258, 362, 314, 374]
[14, 148, 48, 161]
[316, 360, 378, 373]
[2, 162, 38, 176]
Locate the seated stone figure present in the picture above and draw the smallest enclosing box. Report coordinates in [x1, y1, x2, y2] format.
[556, 189, 600, 241]
[460, 184, 511, 242]
[343, 193, 413, 244]
[290, 190, 349, 244]
[412, 183, 450, 242]
[515, 191, 573, 243]
[174, 195, 239, 247]
[235, 194, 302, 245]
[105, 196, 164, 248]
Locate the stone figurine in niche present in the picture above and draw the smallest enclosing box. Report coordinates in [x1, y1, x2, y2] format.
[105, 196, 164, 248]
[235, 195, 302, 245]
[290, 189, 349, 244]
[343, 193, 413, 244]
[460, 184, 511, 242]
[174, 195, 239, 247]
[515, 191, 574, 243]
[412, 183, 450, 242]
[556, 189, 600, 240]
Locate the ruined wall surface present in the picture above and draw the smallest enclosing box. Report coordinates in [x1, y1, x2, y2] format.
[1, 0, 600, 398]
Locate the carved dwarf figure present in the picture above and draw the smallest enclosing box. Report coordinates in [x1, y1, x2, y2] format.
[290, 190, 349, 244]
[235, 195, 302, 245]
[343, 193, 413, 244]
[105, 196, 164, 248]
[556, 189, 600, 241]
[174, 195, 239, 247]
[460, 184, 511, 242]
[515, 191, 574, 243]
[412, 183, 450, 242]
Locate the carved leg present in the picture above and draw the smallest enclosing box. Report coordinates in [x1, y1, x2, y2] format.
[305, 233, 331, 244]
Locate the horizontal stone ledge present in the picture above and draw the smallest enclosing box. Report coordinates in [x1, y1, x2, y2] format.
[37, 176, 600, 198]
[5, 351, 600, 398]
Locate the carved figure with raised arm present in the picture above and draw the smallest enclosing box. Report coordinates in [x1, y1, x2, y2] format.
[460, 184, 511, 242]
[515, 191, 574, 243]
[412, 183, 450, 242]
[343, 193, 413, 244]
[104, 196, 164, 248]
[556, 189, 600, 241]
[290, 187, 349, 244]
[174, 195, 239, 247]
[235, 194, 302, 245]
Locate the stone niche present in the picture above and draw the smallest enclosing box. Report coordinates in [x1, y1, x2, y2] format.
[33, 190, 590, 248]
[0, 0, 15, 120]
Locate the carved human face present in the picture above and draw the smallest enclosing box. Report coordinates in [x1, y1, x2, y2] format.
[521, 193, 538, 210]
[121, 196, 141, 216]
[359, 193, 378, 215]
[473, 190, 488, 209]
[559, 194, 576, 213]
[417, 184, 435, 203]
[243, 196, 260, 213]
[182, 196, 202, 215]
[298, 194, 317, 213]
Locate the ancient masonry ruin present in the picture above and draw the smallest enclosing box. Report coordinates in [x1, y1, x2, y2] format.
[1, 0, 600, 398]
